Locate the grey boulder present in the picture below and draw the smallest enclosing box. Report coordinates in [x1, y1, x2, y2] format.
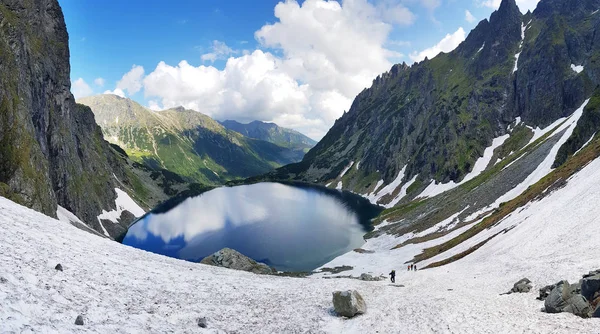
[197, 317, 207, 328]
[200, 248, 275, 275]
[359, 273, 381, 281]
[581, 274, 600, 301]
[75, 315, 84, 325]
[332, 290, 367, 318]
[510, 278, 532, 293]
[545, 281, 591, 318]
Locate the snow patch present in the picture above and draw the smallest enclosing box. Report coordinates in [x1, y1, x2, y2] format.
[355, 160, 361, 170]
[56, 205, 85, 226]
[385, 175, 418, 208]
[512, 52, 521, 73]
[477, 43, 485, 54]
[338, 161, 354, 178]
[418, 134, 510, 198]
[336, 181, 343, 190]
[571, 64, 584, 74]
[526, 115, 569, 146]
[97, 188, 145, 225]
[492, 99, 589, 208]
[365, 166, 406, 205]
[512, 23, 526, 74]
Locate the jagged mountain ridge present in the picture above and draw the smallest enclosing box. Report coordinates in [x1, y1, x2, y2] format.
[79, 95, 307, 185]
[266, 0, 600, 204]
[219, 120, 317, 151]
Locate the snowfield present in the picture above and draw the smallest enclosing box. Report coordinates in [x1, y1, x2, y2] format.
[2, 165, 600, 334]
[2, 145, 600, 332]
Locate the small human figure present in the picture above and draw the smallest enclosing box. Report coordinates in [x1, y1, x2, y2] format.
[407, 265, 410, 271]
[414, 265, 417, 271]
[389, 270, 396, 283]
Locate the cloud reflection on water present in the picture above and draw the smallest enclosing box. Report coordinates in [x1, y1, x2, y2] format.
[126, 182, 366, 271]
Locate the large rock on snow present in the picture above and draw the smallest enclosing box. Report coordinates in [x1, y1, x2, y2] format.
[544, 281, 591, 318]
[332, 290, 367, 318]
[581, 274, 600, 301]
[200, 248, 275, 275]
[359, 273, 382, 281]
[509, 278, 532, 293]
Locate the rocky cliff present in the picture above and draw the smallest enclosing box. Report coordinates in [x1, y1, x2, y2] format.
[0, 0, 187, 239]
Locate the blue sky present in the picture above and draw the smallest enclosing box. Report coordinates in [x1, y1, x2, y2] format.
[61, 0, 539, 139]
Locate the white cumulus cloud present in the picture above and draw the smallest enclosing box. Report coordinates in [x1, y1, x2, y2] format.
[71, 78, 93, 99]
[94, 77, 105, 87]
[140, 0, 414, 139]
[103, 88, 126, 98]
[116, 65, 145, 96]
[201, 40, 239, 63]
[409, 27, 466, 62]
[465, 10, 476, 23]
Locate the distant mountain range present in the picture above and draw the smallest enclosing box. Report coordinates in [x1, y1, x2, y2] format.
[78, 95, 314, 185]
[219, 120, 317, 152]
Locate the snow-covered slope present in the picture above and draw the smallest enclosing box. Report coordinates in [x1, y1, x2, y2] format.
[1, 186, 599, 333]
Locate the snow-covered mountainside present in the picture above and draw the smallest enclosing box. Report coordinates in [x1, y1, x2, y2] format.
[2, 152, 600, 332]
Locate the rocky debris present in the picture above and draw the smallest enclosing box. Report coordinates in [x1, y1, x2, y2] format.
[537, 284, 555, 300]
[540, 269, 600, 318]
[544, 280, 592, 318]
[54, 264, 63, 271]
[0, 277, 7, 284]
[353, 248, 375, 254]
[75, 315, 84, 325]
[332, 290, 366, 318]
[319, 266, 354, 274]
[509, 278, 532, 293]
[197, 317, 207, 328]
[359, 273, 382, 281]
[200, 248, 275, 275]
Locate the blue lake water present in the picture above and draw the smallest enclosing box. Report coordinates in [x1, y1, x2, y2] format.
[122, 182, 381, 272]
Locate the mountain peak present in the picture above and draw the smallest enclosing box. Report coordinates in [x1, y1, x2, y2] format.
[490, 0, 522, 24]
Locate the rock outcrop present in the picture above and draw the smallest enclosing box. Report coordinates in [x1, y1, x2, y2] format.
[541, 269, 600, 318]
[200, 248, 276, 275]
[332, 290, 367, 318]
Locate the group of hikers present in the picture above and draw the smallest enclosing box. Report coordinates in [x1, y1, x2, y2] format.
[388, 264, 418, 283]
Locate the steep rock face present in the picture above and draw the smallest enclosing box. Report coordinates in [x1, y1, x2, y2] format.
[0, 0, 180, 239]
[79, 95, 305, 185]
[0, 0, 122, 221]
[269, 0, 600, 202]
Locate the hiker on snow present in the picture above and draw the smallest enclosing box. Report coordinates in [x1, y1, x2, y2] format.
[389, 270, 396, 283]
[414, 265, 417, 271]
